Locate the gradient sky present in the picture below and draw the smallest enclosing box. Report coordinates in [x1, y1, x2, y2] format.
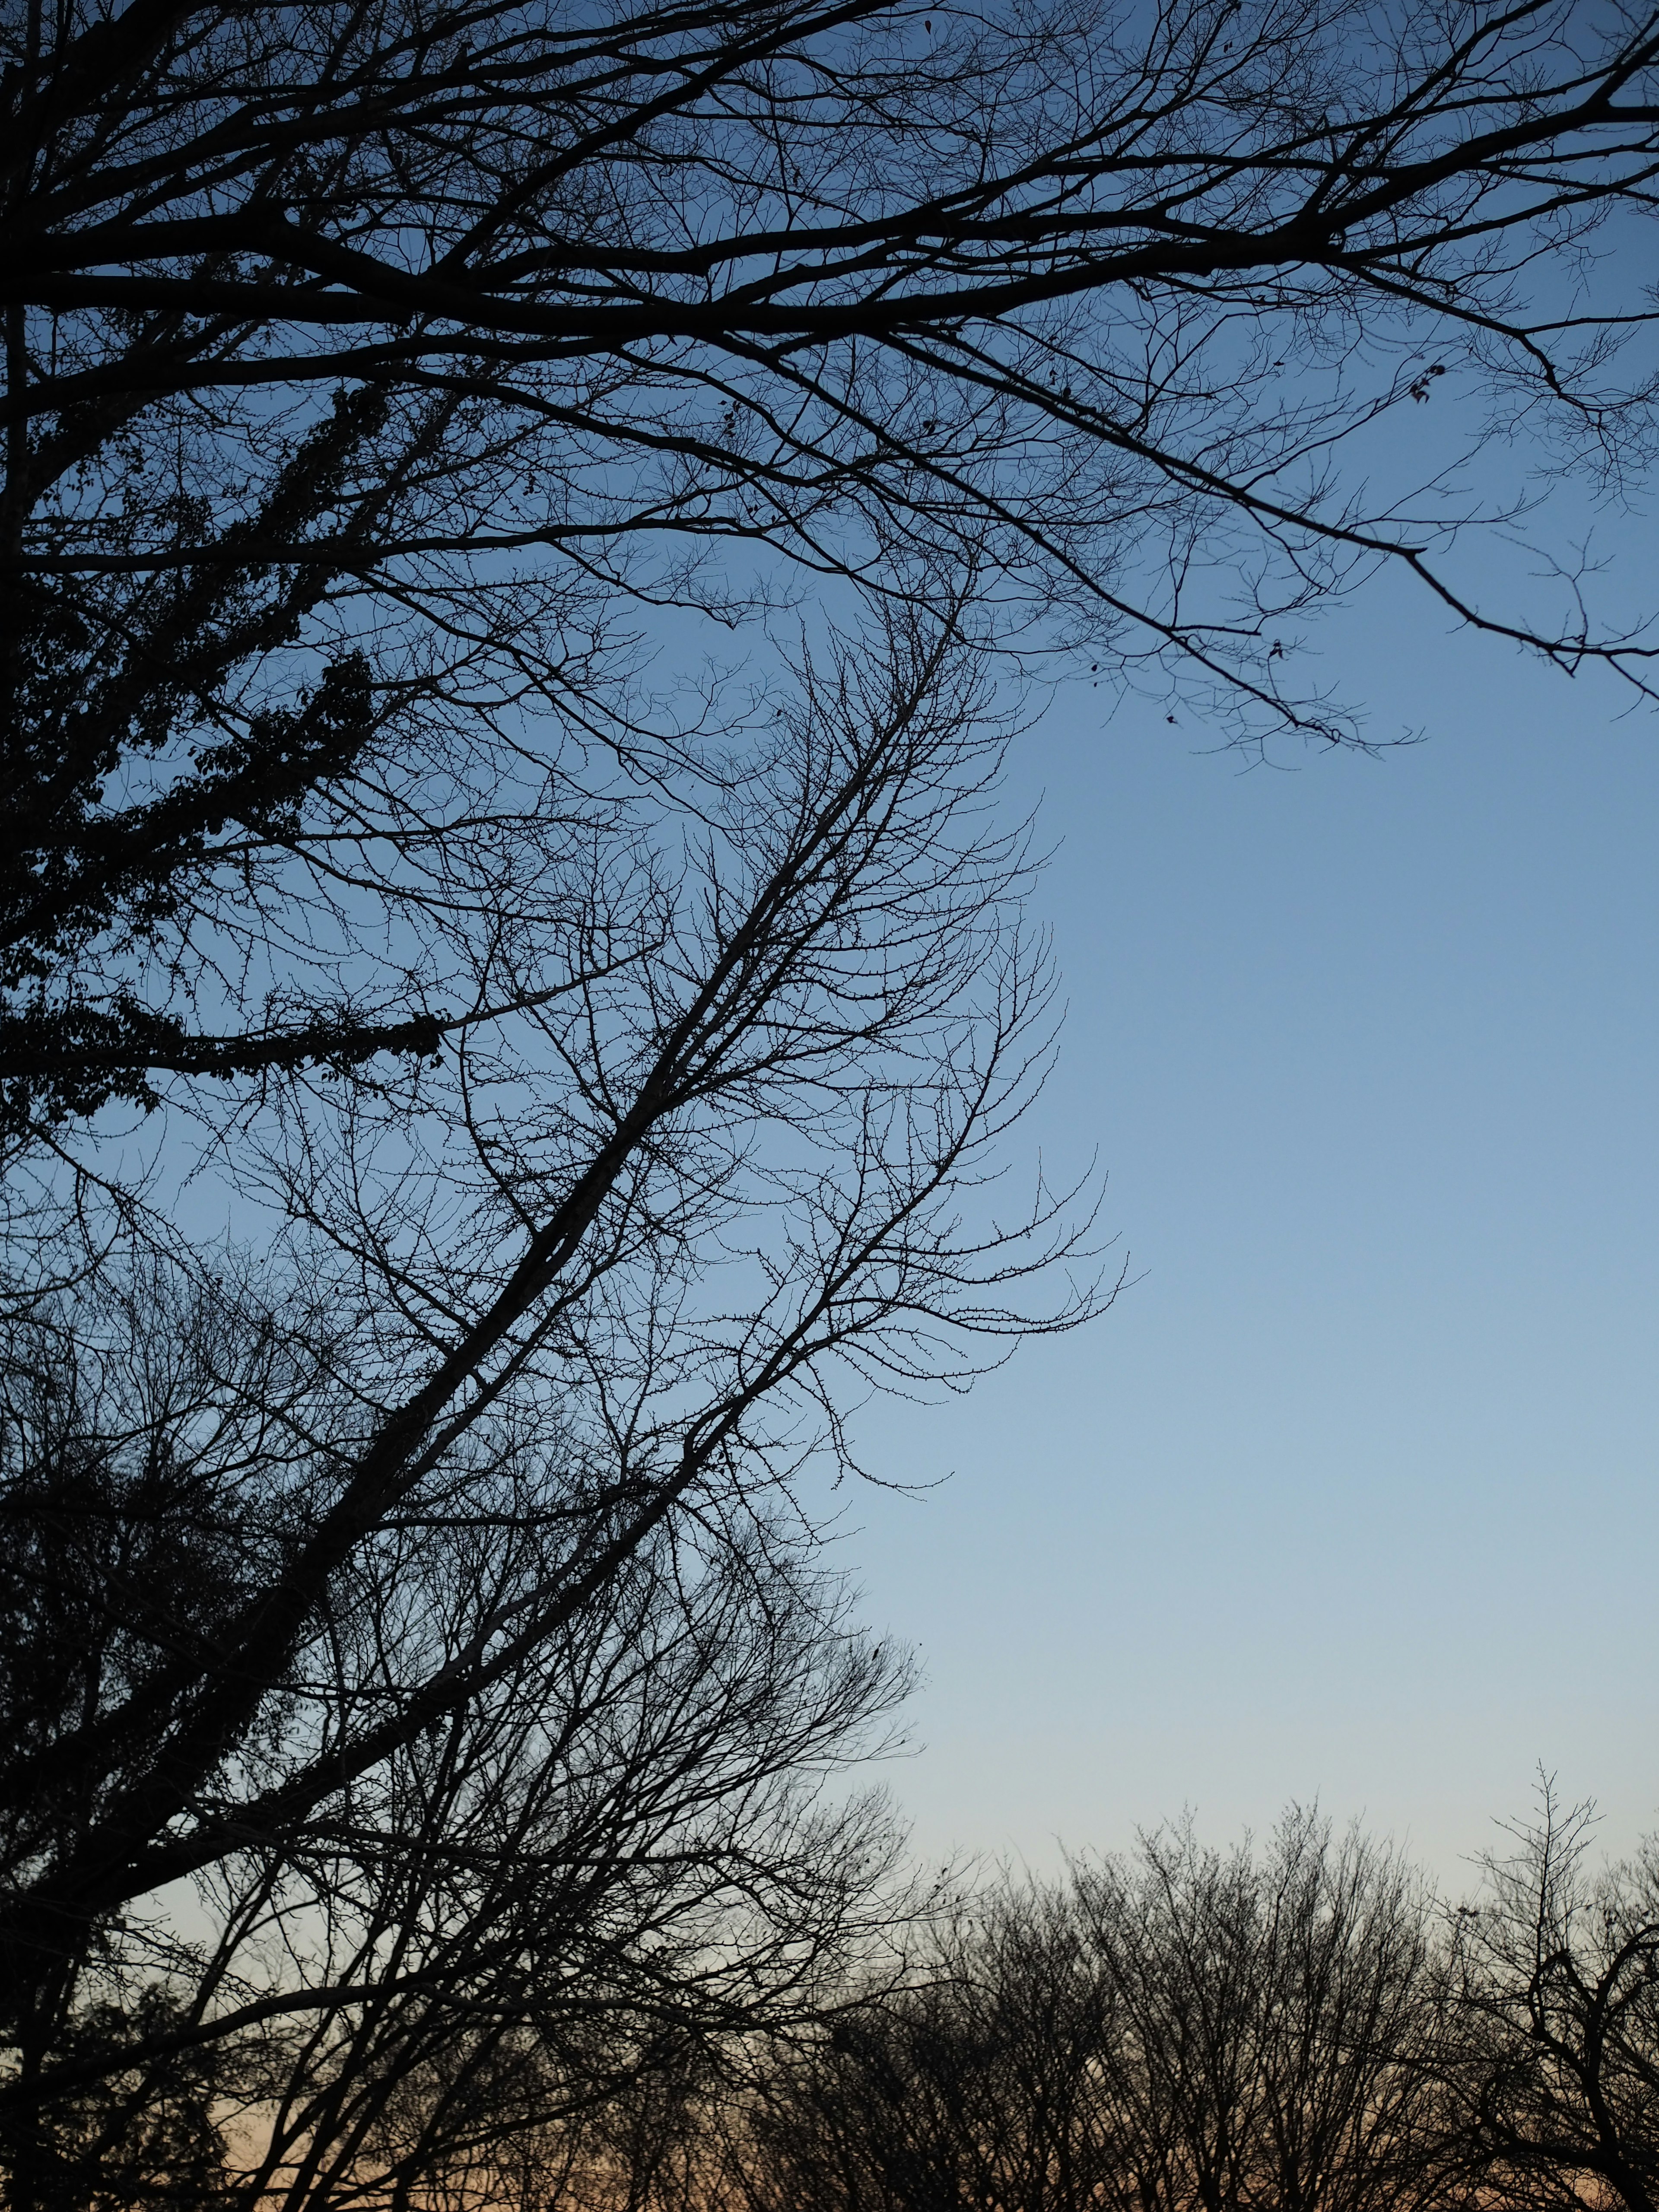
[842, 521, 1659, 1893]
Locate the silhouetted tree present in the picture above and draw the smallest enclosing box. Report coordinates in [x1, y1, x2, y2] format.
[0, 1255, 919, 2209]
[0, 605, 1109, 2208]
[8, 0, 1659, 2199]
[6, 0, 1659, 1144]
[1071, 1811, 1451, 2212]
[1441, 1782, 1659, 2212]
[731, 1811, 1451, 2212]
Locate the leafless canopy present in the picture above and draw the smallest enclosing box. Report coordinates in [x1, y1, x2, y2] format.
[729, 1812, 1452, 2212]
[5, 1, 1659, 2202]
[1442, 1782, 1659, 2212]
[5, 0, 1659, 1135]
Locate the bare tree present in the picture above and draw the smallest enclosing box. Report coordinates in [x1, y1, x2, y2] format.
[0, 605, 1109, 2207]
[0, 1214, 916, 2208]
[6, 0, 1659, 1145]
[758, 1881, 1123, 2212]
[1441, 1781, 1659, 2212]
[1072, 1810, 1450, 2212]
[728, 1810, 1450, 2212]
[8, 3, 1659, 2199]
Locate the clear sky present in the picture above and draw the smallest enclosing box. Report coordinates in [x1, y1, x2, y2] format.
[843, 527, 1659, 1893]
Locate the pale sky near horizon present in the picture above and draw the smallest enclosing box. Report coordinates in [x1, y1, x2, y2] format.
[841, 526, 1659, 1894]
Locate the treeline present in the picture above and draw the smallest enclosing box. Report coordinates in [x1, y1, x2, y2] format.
[556, 1797, 1657, 2212]
[97, 1786, 1645, 2212]
[724, 1801, 1659, 2212]
[57, 1787, 1636, 2212]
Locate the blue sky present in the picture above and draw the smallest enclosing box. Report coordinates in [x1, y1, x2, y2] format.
[844, 534, 1659, 1890]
